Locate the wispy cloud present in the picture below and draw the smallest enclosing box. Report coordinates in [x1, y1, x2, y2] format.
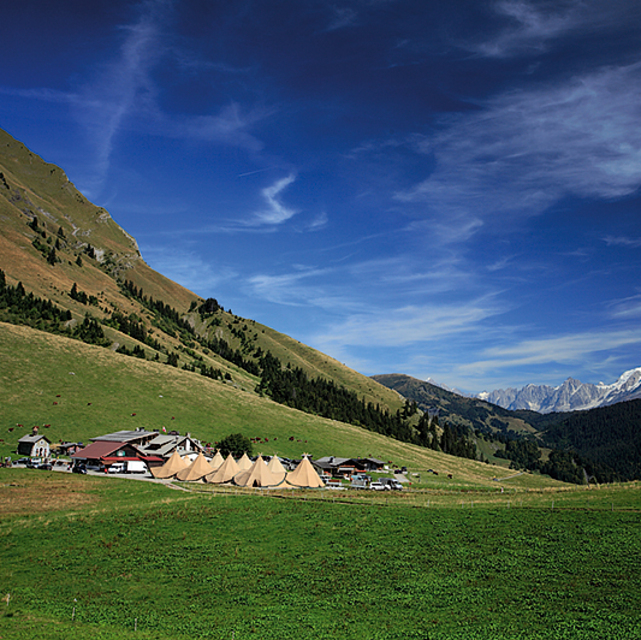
[608, 294, 641, 319]
[470, 0, 641, 58]
[324, 6, 359, 31]
[71, 1, 169, 194]
[248, 266, 346, 308]
[459, 328, 641, 374]
[307, 211, 329, 231]
[139, 243, 237, 295]
[314, 295, 505, 350]
[253, 174, 299, 225]
[4, 1, 268, 197]
[471, 0, 581, 58]
[395, 60, 641, 242]
[604, 235, 641, 248]
[175, 103, 266, 153]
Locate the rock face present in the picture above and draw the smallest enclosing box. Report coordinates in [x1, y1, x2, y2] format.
[477, 368, 641, 413]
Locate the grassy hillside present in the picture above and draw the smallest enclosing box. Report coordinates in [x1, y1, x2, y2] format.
[0, 322, 568, 492]
[1, 470, 640, 639]
[0, 127, 401, 415]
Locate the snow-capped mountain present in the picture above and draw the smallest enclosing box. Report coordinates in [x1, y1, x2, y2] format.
[477, 368, 641, 413]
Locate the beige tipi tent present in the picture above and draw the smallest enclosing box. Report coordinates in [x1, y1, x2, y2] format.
[205, 453, 240, 484]
[266, 455, 287, 475]
[176, 451, 215, 482]
[150, 450, 188, 479]
[233, 455, 286, 488]
[236, 452, 253, 470]
[286, 456, 325, 488]
[209, 449, 224, 471]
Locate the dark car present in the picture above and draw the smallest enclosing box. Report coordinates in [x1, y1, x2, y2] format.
[72, 464, 87, 474]
[26, 458, 42, 468]
[37, 462, 53, 470]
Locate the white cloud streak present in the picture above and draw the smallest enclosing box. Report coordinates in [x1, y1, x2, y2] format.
[459, 328, 641, 375]
[72, 2, 167, 194]
[604, 235, 641, 248]
[314, 296, 505, 349]
[253, 174, 299, 225]
[396, 60, 641, 242]
[471, 0, 641, 58]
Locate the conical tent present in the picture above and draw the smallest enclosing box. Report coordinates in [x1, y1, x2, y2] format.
[150, 450, 188, 479]
[236, 452, 253, 470]
[205, 453, 240, 484]
[266, 455, 287, 475]
[209, 449, 224, 471]
[233, 455, 286, 488]
[176, 451, 215, 482]
[286, 456, 325, 488]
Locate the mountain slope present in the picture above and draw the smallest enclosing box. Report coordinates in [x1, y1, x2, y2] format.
[0, 126, 402, 414]
[540, 399, 641, 480]
[371, 373, 540, 435]
[0, 322, 567, 490]
[478, 369, 641, 413]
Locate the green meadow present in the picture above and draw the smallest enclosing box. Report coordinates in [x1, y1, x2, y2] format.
[1, 322, 564, 492]
[1, 470, 640, 640]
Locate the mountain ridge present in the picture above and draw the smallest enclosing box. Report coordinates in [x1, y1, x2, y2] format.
[0, 126, 404, 417]
[477, 368, 641, 413]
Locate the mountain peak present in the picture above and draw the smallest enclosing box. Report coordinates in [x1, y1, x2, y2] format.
[478, 369, 641, 413]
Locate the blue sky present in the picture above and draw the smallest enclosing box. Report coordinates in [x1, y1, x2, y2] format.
[2, 0, 641, 393]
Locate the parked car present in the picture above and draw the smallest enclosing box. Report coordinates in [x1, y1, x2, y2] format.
[124, 460, 147, 474]
[108, 462, 126, 474]
[386, 478, 403, 491]
[72, 464, 87, 474]
[26, 458, 42, 468]
[36, 462, 53, 471]
[371, 478, 403, 491]
[17, 457, 30, 465]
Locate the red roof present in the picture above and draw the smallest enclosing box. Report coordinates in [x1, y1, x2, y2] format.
[72, 440, 131, 460]
[101, 455, 163, 463]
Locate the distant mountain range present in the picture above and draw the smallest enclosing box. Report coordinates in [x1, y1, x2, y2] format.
[477, 368, 641, 413]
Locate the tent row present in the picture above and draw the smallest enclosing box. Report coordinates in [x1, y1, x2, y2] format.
[151, 451, 324, 488]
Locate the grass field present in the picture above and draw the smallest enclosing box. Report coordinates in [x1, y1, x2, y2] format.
[1, 469, 640, 640]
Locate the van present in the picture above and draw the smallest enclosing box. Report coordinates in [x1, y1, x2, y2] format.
[108, 462, 126, 474]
